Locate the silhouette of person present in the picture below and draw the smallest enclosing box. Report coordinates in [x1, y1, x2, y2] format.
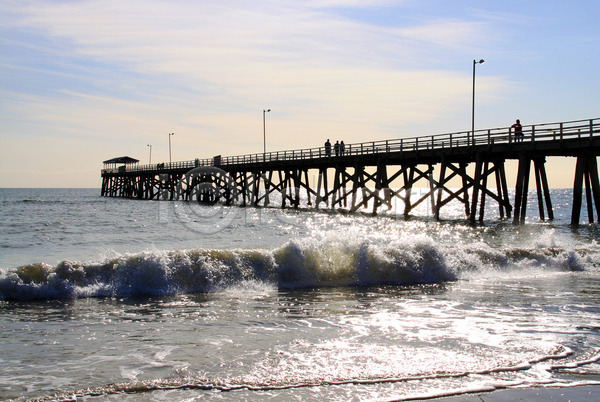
[325, 139, 331, 156]
[334, 140, 340, 156]
[340, 141, 345, 155]
[511, 119, 523, 142]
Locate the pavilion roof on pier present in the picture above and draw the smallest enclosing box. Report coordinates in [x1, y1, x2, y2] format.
[103, 156, 139, 165]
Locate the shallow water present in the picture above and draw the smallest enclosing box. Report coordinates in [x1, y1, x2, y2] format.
[1, 188, 600, 400]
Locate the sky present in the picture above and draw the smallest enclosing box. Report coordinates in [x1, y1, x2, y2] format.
[1, 0, 599, 188]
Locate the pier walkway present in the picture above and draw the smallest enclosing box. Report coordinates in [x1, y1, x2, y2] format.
[101, 118, 600, 225]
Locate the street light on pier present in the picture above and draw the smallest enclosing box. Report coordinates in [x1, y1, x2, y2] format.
[471, 59, 485, 146]
[263, 109, 271, 158]
[168, 132, 174, 164]
[147, 144, 152, 164]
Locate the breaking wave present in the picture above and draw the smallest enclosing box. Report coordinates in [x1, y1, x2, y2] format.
[1, 235, 598, 301]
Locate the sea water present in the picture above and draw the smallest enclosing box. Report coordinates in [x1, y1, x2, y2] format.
[1, 188, 599, 401]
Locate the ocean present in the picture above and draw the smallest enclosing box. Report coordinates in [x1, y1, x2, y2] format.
[1, 187, 599, 401]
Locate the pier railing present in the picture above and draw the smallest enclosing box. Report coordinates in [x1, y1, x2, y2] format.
[102, 118, 599, 174]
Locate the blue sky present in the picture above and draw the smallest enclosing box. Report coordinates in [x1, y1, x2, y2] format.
[1, 0, 599, 187]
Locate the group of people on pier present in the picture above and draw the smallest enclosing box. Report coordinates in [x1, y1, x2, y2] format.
[323, 120, 523, 157]
[324, 139, 346, 157]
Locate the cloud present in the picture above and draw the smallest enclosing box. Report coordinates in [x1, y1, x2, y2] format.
[3, 1, 498, 112]
[303, 0, 408, 8]
[396, 20, 487, 49]
[7, 1, 487, 71]
[1, 0, 512, 187]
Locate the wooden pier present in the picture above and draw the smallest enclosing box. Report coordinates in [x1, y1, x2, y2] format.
[101, 118, 600, 225]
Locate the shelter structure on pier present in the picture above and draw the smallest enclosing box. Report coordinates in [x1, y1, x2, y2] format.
[103, 156, 139, 172]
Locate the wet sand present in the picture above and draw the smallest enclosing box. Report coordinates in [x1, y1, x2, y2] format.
[440, 385, 599, 401]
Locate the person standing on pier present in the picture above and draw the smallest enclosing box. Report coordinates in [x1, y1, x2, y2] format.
[334, 140, 340, 156]
[511, 119, 523, 142]
[340, 141, 345, 155]
[325, 139, 331, 156]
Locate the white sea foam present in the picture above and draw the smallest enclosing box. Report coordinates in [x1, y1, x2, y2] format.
[1, 230, 598, 300]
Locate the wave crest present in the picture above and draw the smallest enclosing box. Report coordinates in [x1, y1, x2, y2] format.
[0, 235, 596, 301]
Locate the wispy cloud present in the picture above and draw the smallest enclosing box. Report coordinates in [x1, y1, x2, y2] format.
[1, 0, 513, 186]
[6, 1, 487, 72]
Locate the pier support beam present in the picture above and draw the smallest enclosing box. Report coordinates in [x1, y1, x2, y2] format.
[433, 160, 473, 220]
[469, 154, 483, 223]
[513, 155, 531, 224]
[513, 156, 554, 224]
[533, 158, 554, 221]
[572, 156, 600, 226]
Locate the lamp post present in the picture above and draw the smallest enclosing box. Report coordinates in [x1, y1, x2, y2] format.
[471, 59, 485, 146]
[168, 132, 174, 164]
[147, 144, 152, 164]
[263, 109, 271, 158]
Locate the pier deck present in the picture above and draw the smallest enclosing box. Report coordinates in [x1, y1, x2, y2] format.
[101, 118, 600, 225]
